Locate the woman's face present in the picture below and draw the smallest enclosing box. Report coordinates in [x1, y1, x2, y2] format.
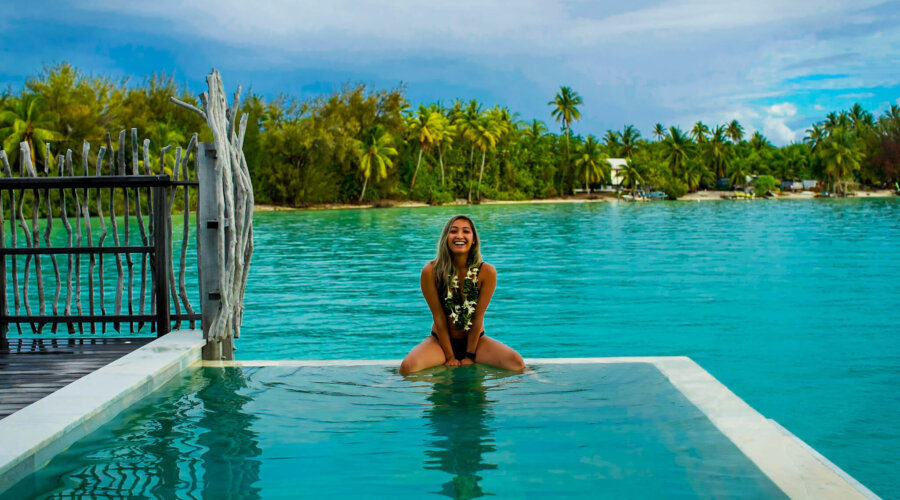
[447, 218, 475, 256]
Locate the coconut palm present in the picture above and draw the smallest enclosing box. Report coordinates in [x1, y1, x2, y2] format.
[728, 160, 749, 188]
[691, 121, 710, 144]
[819, 128, 863, 194]
[355, 127, 397, 202]
[705, 125, 731, 179]
[524, 119, 547, 142]
[432, 111, 454, 185]
[620, 125, 641, 158]
[661, 126, 692, 178]
[726, 120, 744, 144]
[574, 135, 609, 194]
[471, 113, 499, 201]
[653, 123, 666, 142]
[749, 131, 771, 151]
[548, 86, 583, 159]
[603, 130, 621, 156]
[848, 103, 874, 131]
[0, 92, 61, 169]
[804, 124, 826, 153]
[454, 99, 482, 182]
[620, 159, 644, 196]
[406, 105, 441, 188]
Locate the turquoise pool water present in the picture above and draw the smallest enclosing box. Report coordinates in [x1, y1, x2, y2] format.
[237, 199, 899, 499]
[2, 364, 787, 499]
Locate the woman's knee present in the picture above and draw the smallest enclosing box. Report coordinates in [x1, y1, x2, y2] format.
[506, 352, 525, 371]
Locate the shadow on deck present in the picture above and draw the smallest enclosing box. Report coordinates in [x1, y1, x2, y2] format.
[0, 337, 154, 419]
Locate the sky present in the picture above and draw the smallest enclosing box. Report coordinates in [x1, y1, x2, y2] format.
[2, 0, 899, 145]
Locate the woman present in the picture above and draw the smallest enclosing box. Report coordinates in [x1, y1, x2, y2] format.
[399, 215, 525, 374]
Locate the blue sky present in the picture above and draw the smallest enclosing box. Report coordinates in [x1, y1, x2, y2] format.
[2, 0, 899, 145]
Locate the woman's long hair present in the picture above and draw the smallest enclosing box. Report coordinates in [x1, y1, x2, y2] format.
[432, 215, 483, 295]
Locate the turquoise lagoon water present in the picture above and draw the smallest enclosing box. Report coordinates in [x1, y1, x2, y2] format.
[6, 198, 899, 497]
[3, 364, 787, 499]
[237, 199, 899, 499]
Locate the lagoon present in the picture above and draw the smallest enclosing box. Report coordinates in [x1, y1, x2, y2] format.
[239, 198, 900, 498]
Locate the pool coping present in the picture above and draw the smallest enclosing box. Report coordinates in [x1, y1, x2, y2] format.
[0, 329, 204, 495]
[206, 357, 879, 500]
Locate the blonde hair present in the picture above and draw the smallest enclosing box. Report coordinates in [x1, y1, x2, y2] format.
[432, 215, 483, 294]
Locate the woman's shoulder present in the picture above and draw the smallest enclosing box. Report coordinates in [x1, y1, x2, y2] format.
[422, 261, 435, 276]
[478, 262, 496, 275]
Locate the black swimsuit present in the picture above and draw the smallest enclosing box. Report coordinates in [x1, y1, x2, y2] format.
[431, 331, 485, 361]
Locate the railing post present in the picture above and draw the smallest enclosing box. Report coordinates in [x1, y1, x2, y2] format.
[1, 253, 7, 354]
[197, 142, 222, 360]
[153, 184, 170, 337]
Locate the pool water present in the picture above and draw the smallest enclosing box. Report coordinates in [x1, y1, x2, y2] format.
[2, 363, 787, 499]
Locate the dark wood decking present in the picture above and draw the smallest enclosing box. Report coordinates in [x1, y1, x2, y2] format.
[0, 337, 154, 419]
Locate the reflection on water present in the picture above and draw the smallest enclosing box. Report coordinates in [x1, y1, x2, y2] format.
[1, 368, 262, 500]
[418, 367, 502, 499]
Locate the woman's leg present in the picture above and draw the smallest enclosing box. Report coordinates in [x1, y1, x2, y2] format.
[473, 336, 525, 371]
[399, 336, 448, 375]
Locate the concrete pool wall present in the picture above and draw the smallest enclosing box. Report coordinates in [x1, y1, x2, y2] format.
[0, 338, 880, 499]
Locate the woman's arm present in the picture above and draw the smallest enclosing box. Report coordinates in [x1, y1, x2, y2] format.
[421, 263, 458, 364]
[466, 263, 496, 356]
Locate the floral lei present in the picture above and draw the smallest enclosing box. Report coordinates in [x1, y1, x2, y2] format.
[444, 265, 481, 330]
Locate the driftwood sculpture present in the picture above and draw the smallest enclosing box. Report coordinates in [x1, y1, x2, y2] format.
[172, 69, 254, 359]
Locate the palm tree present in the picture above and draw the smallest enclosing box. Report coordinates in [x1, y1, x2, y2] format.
[148, 120, 186, 175]
[355, 127, 397, 202]
[574, 135, 609, 194]
[603, 130, 621, 156]
[524, 119, 547, 142]
[453, 99, 482, 187]
[848, 103, 874, 131]
[705, 125, 731, 179]
[661, 126, 692, 178]
[820, 128, 863, 194]
[620, 125, 641, 158]
[406, 105, 441, 189]
[432, 110, 454, 185]
[749, 131, 771, 151]
[804, 123, 826, 153]
[691, 121, 710, 144]
[471, 113, 499, 202]
[0, 92, 61, 169]
[548, 86, 583, 160]
[620, 160, 644, 196]
[653, 123, 666, 142]
[726, 120, 744, 144]
[728, 160, 748, 188]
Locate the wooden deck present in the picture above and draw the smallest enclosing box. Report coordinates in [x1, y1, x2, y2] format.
[0, 337, 154, 420]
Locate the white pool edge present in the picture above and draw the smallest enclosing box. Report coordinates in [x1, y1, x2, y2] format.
[0, 330, 204, 495]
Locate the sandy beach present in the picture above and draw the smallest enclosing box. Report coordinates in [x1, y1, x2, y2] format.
[678, 189, 896, 201]
[253, 189, 896, 212]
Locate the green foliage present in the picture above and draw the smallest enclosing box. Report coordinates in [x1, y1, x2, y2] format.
[3, 64, 899, 206]
[753, 175, 778, 196]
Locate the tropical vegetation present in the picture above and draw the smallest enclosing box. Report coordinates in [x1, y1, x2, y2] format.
[2, 63, 899, 206]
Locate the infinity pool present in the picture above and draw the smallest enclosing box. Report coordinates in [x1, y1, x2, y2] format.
[3, 363, 789, 499]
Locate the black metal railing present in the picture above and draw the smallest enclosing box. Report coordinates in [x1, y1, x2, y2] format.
[0, 175, 201, 352]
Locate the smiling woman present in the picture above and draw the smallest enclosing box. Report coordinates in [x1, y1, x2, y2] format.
[399, 215, 525, 374]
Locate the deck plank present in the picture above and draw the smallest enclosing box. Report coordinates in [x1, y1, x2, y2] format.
[0, 337, 154, 420]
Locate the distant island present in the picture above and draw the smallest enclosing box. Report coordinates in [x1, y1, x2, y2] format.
[3, 63, 898, 206]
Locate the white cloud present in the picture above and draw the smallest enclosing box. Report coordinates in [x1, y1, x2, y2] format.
[767, 103, 798, 117]
[762, 116, 800, 144]
[814, 104, 826, 111]
[838, 92, 876, 99]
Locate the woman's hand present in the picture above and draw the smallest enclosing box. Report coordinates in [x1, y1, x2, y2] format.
[444, 358, 461, 367]
[460, 358, 475, 366]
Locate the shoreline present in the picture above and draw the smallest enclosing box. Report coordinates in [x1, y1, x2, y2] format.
[254, 190, 897, 212]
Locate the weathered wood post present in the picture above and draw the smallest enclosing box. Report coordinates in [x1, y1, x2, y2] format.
[197, 142, 227, 360]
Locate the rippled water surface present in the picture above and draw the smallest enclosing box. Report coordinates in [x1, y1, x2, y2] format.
[237, 199, 899, 499]
[3, 364, 787, 499]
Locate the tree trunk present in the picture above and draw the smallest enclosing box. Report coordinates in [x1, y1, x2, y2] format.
[467, 146, 475, 203]
[438, 147, 445, 185]
[359, 175, 369, 202]
[476, 150, 487, 201]
[411, 148, 423, 189]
